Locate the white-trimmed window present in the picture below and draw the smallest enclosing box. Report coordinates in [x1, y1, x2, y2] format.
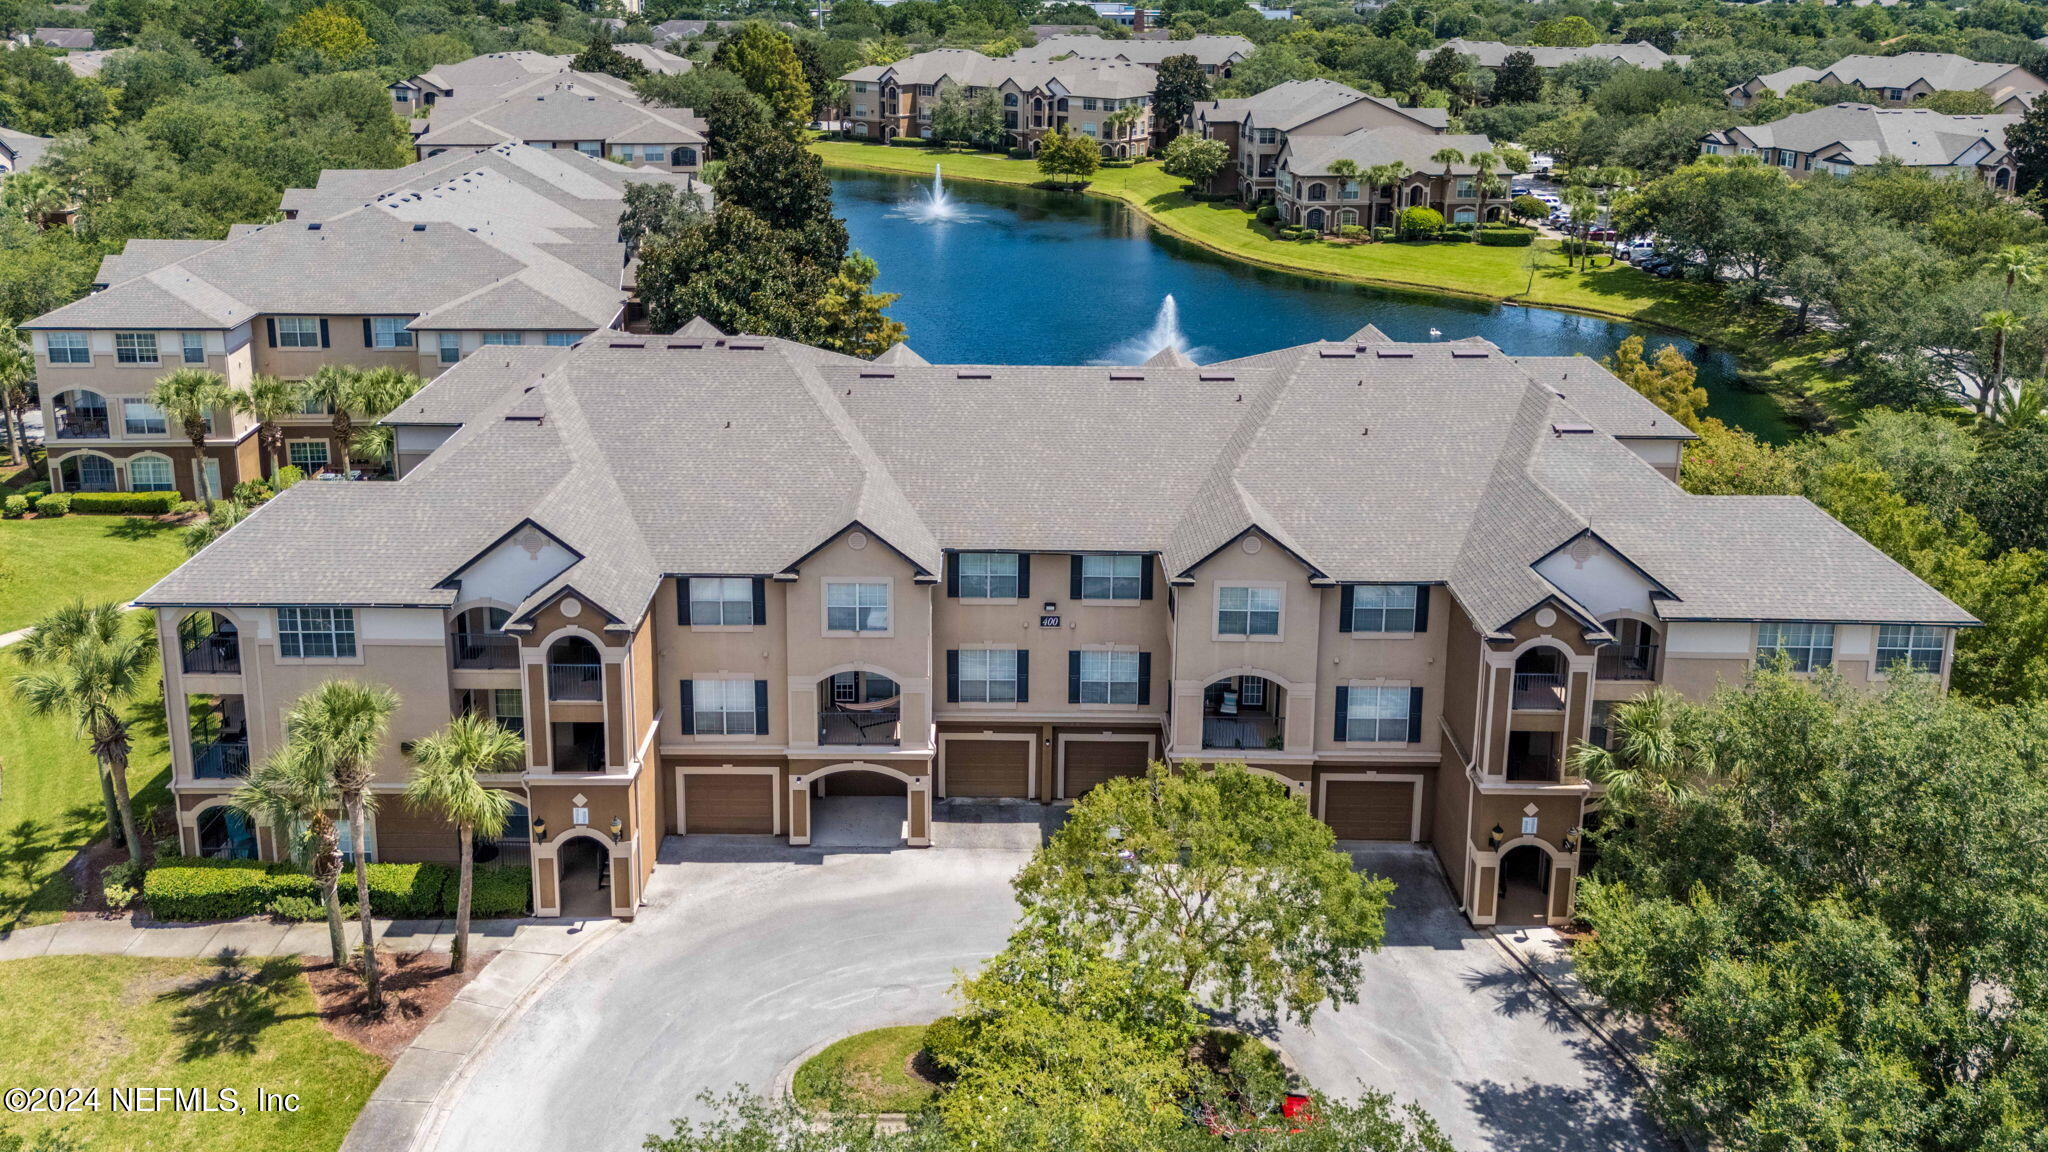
[277, 607, 357, 659]
[1343, 684, 1411, 742]
[181, 332, 206, 364]
[689, 679, 758, 735]
[1876, 625, 1944, 674]
[1217, 585, 1281, 637]
[288, 441, 330, 472]
[115, 332, 159, 364]
[1757, 622, 1834, 672]
[957, 648, 1019, 702]
[438, 333, 462, 364]
[47, 332, 89, 364]
[1351, 585, 1418, 632]
[1238, 676, 1265, 707]
[481, 332, 521, 346]
[957, 552, 1019, 599]
[129, 455, 173, 491]
[826, 581, 890, 633]
[370, 318, 413, 348]
[123, 400, 167, 436]
[545, 332, 580, 346]
[1080, 554, 1142, 601]
[688, 577, 754, 626]
[1078, 650, 1139, 704]
[574, 141, 601, 156]
[276, 317, 320, 348]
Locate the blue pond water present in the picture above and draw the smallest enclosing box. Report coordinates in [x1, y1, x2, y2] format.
[832, 168, 1787, 437]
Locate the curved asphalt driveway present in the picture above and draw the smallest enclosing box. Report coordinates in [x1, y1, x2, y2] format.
[430, 836, 1668, 1152]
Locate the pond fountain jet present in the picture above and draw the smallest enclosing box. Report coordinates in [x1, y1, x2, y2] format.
[1097, 295, 1200, 365]
[900, 164, 971, 223]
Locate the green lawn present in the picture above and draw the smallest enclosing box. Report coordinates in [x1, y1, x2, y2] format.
[0, 515, 188, 634]
[0, 954, 384, 1152]
[813, 140, 1846, 429]
[793, 1025, 943, 1114]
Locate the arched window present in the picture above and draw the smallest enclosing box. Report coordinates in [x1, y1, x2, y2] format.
[1003, 93, 1018, 106]
[1453, 207, 1477, 223]
[52, 389, 109, 439]
[1997, 167, 2013, 190]
[1306, 208, 1326, 231]
[546, 636, 602, 701]
[1338, 209, 1358, 226]
[129, 455, 173, 492]
[1307, 182, 1327, 200]
[1407, 185, 1426, 206]
[671, 146, 698, 166]
[58, 454, 116, 492]
[1056, 98, 1069, 112]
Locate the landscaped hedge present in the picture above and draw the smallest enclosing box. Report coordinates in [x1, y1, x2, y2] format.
[888, 135, 928, 146]
[32, 494, 69, 517]
[1477, 227, 1536, 247]
[2, 495, 24, 519]
[144, 857, 533, 921]
[65, 492, 180, 514]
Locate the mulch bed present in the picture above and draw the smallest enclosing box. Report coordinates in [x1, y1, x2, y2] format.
[305, 949, 494, 1061]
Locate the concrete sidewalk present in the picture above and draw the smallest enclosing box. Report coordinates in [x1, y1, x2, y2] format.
[1491, 925, 1660, 1075]
[0, 913, 611, 962]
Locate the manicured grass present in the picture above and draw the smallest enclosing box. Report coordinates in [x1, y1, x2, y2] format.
[0, 954, 384, 1152]
[814, 140, 1845, 429]
[0, 648, 170, 928]
[793, 1025, 944, 1114]
[0, 514, 187, 634]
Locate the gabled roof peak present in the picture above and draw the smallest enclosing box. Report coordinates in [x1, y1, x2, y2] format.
[872, 342, 929, 366]
[674, 317, 725, 337]
[1142, 346, 1197, 368]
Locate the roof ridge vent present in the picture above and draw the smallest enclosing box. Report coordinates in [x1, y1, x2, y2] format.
[858, 370, 894, 379]
[1451, 349, 1490, 359]
[1108, 370, 1145, 380]
[728, 340, 766, 350]
[1374, 349, 1413, 359]
[1198, 373, 1235, 382]
[955, 370, 992, 379]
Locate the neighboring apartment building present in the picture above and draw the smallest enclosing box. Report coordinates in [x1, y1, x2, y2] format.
[0, 126, 49, 173]
[1192, 78, 1449, 201]
[1423, 38, 1690, 71]
[1007, 33, 1254, 77]
[28, 26, 93, 49]
[842, 49, 1158, 156]
[1701, 104, 2020, 191]
[133, 321, 1970, 927]
[1276, 129, 1502, 230]
[400, 59, 706, 173]
[22, 146, 703, 501]
[1726, 52, 2048, 112]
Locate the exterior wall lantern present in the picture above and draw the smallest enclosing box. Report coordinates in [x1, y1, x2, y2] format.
[609, 816, 625, 840]
[1488, 823, 1504, 850]
[531, 816, 547, 841]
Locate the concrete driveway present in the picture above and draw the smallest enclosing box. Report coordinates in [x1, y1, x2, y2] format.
[429, 836, 1667, 1152]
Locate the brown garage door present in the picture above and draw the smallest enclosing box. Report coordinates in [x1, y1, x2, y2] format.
[945, 739, 1032, 798]
[1323, 780, 1415, 841]
[1062, 739, 1150, 799]
[684, 773, 774, 834]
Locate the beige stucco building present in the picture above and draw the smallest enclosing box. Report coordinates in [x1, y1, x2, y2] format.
[135, 321, 1971, 926]
[842, 49, 1160, 157]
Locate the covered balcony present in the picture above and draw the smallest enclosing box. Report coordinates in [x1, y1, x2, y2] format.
[818, 671, 900, 746]
[1202, 675, 1284, 751]
[1596, 619, 1660, 682]
[457, 687, 525, 739]
[187, 693, 249, 779]
[51, 390, 109, 440]
[545, 636, 602, 701]
[452, 606, 518, 670]
[1505, 730, 1563, 782]
[178, 611, 240, 675]
[1511, 648, 1567, 711]
[550, 721, 605, 773]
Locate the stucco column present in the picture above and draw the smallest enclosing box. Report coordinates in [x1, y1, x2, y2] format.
[906, 777, 931, 848]
[787, 776, 812, 846]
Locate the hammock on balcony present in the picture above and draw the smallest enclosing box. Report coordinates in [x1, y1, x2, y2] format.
[826, 695, 903, 736]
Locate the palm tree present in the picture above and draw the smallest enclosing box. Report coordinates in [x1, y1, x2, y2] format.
[12, 602, 156, 864]
[1993, 244, 2042, 308]
[232, 745, 349, 965]
[1367, 161, 1407, 231]
[1467, 150, 1496, 238]
[349, 425, 393, 476]
[1567, 687, 1716, 810]
[1563, 185, 1598, 269]
[148, 368, 237, 502]
[237, 375, 301, 478]
[288, 680, 399, 1013]
[183, 499, 249, 555]
[404, 715, 520, 973]
[1430, 147, 1465, 213]
[1977, 309, 2026, 416]
[300, 366, 423, 478]
[0, 320, 30, 466]
[3, 169, 69, 230]
[1325, 158, 1361, 221]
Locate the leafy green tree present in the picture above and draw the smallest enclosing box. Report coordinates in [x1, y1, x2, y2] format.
[619, 180, 707, 253]
[639, 205, 836, 339]
[1493, 49, 1543, 104]
[276, 4, 373, 66]
[148, 368, 236, 500]
[287, 680, 398, 1013]
[1965, 427, 2048, 553]
[1528, 15, 1602, 47]
[11, 603, 156, 865]
[405, 715, 519, 973]
[1014, 763, 1391, 1024]
[232, 743, 348, 965]
[1396, 205, 1442, 238]
[1617, 155, 1808, 284]
[572, 35, 650, 81]
[815, 252, 905, 357]
[713, 22, 811, 123]
[1160, 133, 1228, 189]
[638, 67, 771, 146]
[2007, 94, 2048, 201]
[1916, 88, 1997, 115]
[1034, 125, 1100, 183]
[1603, 335, 1707, 429]
[715, 123, 848, 266]
[1576, 669, 2048, 1149]
[1152, 54, 1210, 130]
[929, 86, 1003, 149]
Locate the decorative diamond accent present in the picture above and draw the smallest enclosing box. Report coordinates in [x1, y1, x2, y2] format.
[1523, 803, 1540, 816]
[572, 793, 589, 807]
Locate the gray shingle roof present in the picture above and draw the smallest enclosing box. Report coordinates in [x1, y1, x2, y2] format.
[31, 27, 93, 48]
[1709, 103, 2017, 166]
[139, 329, 1972, 633]
[1425, 38, 1688, 69]
[415, 71, 704, 150]
[0, 126, 49, 170]
[1282, 129, 1500, 178]
[842, 49, 1159, 99]
[1196, 79, 1449, 134]
[1008, 34, 1253, 68]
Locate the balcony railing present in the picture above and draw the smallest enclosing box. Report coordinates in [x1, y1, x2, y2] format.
[1511, 672, 1567, 711]
[180, 634, 241, 675]
[547, 663, 602, 701]
[192, 739, 250, 779]
[1203, 714, 1282, 751]
[55, 415, 109, 439]
[453, 633, 519, 670]
[1597, 643, 1659, 682]
[819, 708, 900, 747]
[1506, 754, 1560, 782]
[551, 744, 604, 772]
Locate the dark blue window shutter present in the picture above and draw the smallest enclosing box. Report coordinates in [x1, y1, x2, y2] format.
[1070, 556, 1083, 600]
[677, 681, 695, 734]
[1407, 687, 1424, 743]
[675, 579, 688, 618]
[361, 318, 372, 347]
[1338, 585, 1355, 633]
[1015, 649, 1029, 703]
[946, 650, 960, 703]
[318, 319, 330, 348]
[1137, 652, 1151, 705]
[265, 318, 277, 347]
[754, 680, 769, 735]
[1068, 651, 1081, 703]
[1139, 558, 1154, 600]
[1334, 686, 1350, 741]
[944, 553, 959, 597]
[751, 577, 766, 625]
[1414, 586, 1430, 632]
[1015, 553, 1030, 599]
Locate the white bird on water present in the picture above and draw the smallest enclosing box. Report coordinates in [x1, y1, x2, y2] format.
[1428, 327, 1442, 340]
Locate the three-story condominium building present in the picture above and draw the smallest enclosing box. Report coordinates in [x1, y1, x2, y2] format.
[1276, 129, 1502, 231]
[134, 321, 1972, 926]
[22, 145, 704, 500]
[1192, 79, 1450, 202]
[410, 68, 707, 174]
[1725, 52, 2047, 113]
[1007, 33, 1253, 76]
[1701, 104, 2020, 191]
[842, 49, 1158, 156]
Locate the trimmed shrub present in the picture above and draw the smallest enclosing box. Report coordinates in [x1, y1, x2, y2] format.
[1445, 220, 1475, 234]
[171, 500, 201, 516]
[32, 494, 70, 517]
[469, 864, 534, 918]
[1396, 205, 1445, 239]
[144, 858, 464, 920]
[1101, 158, 1132, 168]
[1007, 148, 1032, 159]
[231, 479, 273, 504]
[1510, 194, 1548, 221]
[366, 861, 456, 918]
[2, 495, 24, 519]
[264, 894, 358, 921]
[1337, 225, 1366, 239]
[1372, 226, 1394, 241]
[273, 465, 305, 490]
[1477, 227, 1536, 247]
[66, 492, 180, 515]
[1255, 204, 1278, 223]
[101, 861, 144, 910]
[888, 135, 927, 146]
[144, 863, 274, 920]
